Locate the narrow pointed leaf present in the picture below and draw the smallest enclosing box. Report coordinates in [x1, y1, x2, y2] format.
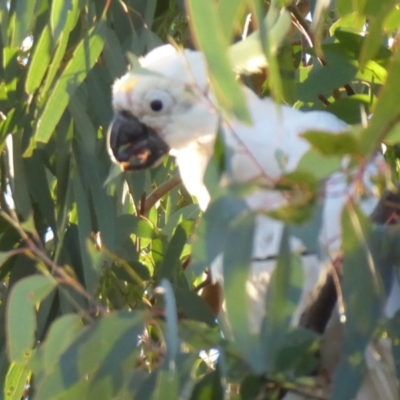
[35, 23, 105, 143]
[26, 26, 53, 95]
[186, 0, 250, 122]
[13, 0, 37, 47]
[50, 0, 74, 44]
[158, 279, 179, 370]
[4, 362, 31, 400]
[7, 275, 57, 363]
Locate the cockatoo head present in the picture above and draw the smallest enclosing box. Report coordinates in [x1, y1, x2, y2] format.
[108, 45, 219, 170]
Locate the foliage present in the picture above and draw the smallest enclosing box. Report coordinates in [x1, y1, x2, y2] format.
[0, 0, 399, 399]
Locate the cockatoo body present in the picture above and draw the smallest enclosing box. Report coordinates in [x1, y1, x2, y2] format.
[108, 45, 399, 399]
[109, 44, 388, 319]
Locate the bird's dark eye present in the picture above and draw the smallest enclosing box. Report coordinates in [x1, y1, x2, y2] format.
[150, 99, 163, 112]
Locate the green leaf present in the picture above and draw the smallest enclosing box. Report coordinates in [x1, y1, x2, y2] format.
[330, 14, 366, 35]
[36, 311, 145, 398]
[71, 97, 117, 251]
[190, 368, 224, 400]
[190, 195, 247, 275]
[174, 287, 216, 326]
[39, 30, 70, 98]
[297, 149, 341, 180]
[297, 44, 359, 102]
[68, 93, 97, 152]
[162, 204, 200, 239]
[250, 0, 291, 101]
[35, 22, 105, 143]
[229, 31, 267, 73]
[359, 0, 398, 68]
[300, 37, 388, 103]
[124, 168, 152, 211]
[144, 0, 157, 29]
[228, 3, 290, 76]
[385, 122, 400, 145]
[26, 26, 53, 95]
[54, 114, 73, 259]
[325, 94, 376, 124]
[222, 213, 262, 372]
[86, 322, 145, 399]
[384, 7, 400, 31]
[0, 251, 18, 268]
[158, 279, 179, 370]
[274, 328, 319, 375]
[102, 25, 127, 78]
[4, 362, 31, 400]
[25, 150, 57, 231]
[130, 215, 158, 239]
[336, 0, 357, 16]
[278, 42, 296, 104]
[157, 223, 188, 283]
[13, 0, 37, 47]
[203, 130, 226, 198]
[360, 47, 400, 155]
[334, 30, 391, 64]
[50, 0, 73, 44]
[240, 375, 263, 400]
[266, 171, 318, 224]
[261, 227, 303, 371]
[7, 275, 57, 363]
[186, 0, 250, 122]
[40, 378, 90, 400]
[72, 167, 98, 294]
[10, 132, 32, 220]
[86, 66, 113, 128]
[331, 202, 385, 399]
[387, 310, 400, 391]
[152, 369, 179, 400]
[0, 0, 9, 45]
[179, 320, 220, 351]
[341, 203, 384, 338]
[301, 130, 359, 156]
[41, 314, 83, 374]
[217, 0, 246, 41]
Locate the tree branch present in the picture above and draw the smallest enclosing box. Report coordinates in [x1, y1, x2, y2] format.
[0, 210, 107, 316]
[142, 173, 182, 214]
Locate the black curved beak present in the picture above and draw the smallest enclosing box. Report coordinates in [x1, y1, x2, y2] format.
[107, 111, 170, 170]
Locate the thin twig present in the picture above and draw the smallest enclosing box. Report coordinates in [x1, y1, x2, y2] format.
[0, 210, 107, 315]
[344, 84, 355, 96]
[139, 191, 147, 216]
[143, 173, 182, 214]
[318, 94, 330, 105]
[242, 13, 252, 40]
[288, 4, 326, 66]
[288, 4, 315, 49]
[101, 0, 112, 19]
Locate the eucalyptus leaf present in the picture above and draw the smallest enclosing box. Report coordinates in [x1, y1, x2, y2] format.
[7, 275, 57, 363]
[35, 23, 105, 143]
[186, 0, 251, 122]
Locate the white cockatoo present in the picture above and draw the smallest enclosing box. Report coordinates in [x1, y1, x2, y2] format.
[108, 45, 399, 399]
